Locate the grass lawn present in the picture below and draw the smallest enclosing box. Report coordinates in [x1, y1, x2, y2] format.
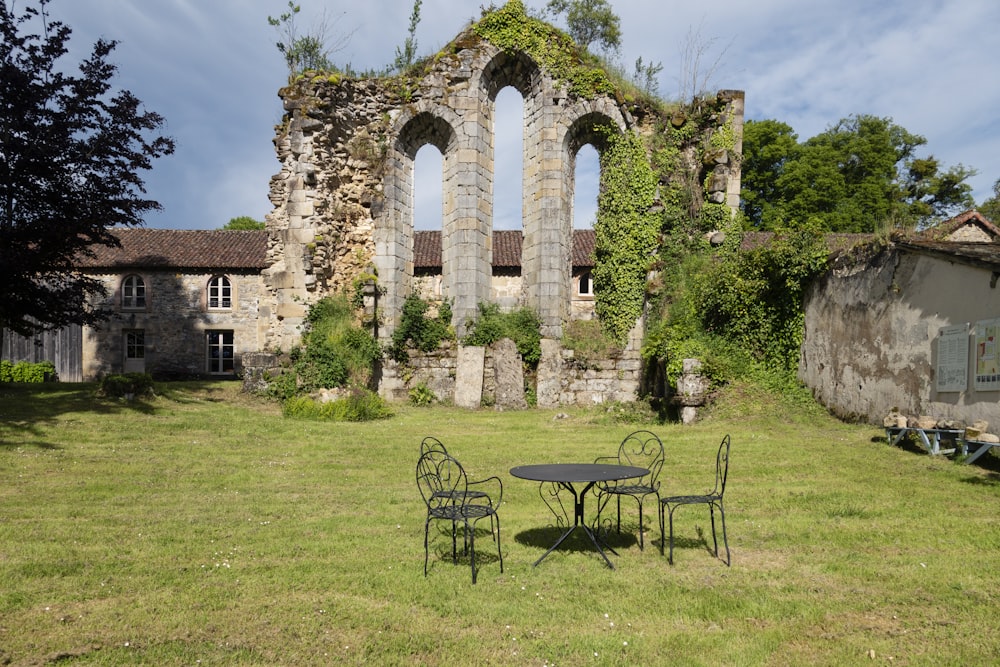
[1, 381, 998, 665]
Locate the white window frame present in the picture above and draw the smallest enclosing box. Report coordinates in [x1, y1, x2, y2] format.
[121, 274, 146, 310]
[577, 270, 594, 297]
[206, 330, 235, 374]
[208, 275, 232, 310]
[125, 330, 145, 360]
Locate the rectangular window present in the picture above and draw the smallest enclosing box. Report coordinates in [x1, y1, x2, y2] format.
[577, 271, 593, 296]
[206, 330, 235, 374]
[125, 330, 145, 359]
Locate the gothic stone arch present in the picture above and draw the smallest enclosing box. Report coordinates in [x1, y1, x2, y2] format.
[264, 19, 741, 359]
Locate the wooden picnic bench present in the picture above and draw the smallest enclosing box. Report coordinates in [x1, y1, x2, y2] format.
[958, 439, 1000, 464]
[885, 427, 963, 456]
[886, 427, 1000, 464]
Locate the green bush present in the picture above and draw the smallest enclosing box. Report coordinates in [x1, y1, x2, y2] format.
[561, 319, 621, 366]
[278, 294, 382, 394]
[0, 360, 56, 383]
[388, 295, 453, 362]
[99, 373, 155, 398]
[408, 382, 436, 406]
[463, 302, 542, 366]
[282, 388, 392, 421]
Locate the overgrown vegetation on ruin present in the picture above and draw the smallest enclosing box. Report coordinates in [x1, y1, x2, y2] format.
[387, 294, 454, 363]
[263, 294, 388, 420]
[462, 302, 542, 366]
[269, 1, 831, 406]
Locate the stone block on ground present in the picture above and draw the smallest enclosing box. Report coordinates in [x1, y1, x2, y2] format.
[454, 346, 485, 409]
[493, 338, 527, 411]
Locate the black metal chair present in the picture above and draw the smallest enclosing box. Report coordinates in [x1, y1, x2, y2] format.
[593, 430, 664, 550]
[419, 436, 490, 525]
[419, 436, 492, 556]
[416, 449, 503, 584]
[659, 434, 731, 565]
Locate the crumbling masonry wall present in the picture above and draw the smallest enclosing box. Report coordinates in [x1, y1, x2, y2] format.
[263, 18, 743, 404]
[265, 34, 633, 348]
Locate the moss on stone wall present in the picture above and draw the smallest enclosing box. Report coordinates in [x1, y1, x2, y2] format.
[473, 0, 614, 99]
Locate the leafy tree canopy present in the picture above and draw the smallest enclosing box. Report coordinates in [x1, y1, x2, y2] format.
[0, 0, 174, 338]
[223, 216, 265, 230]
[740, 115, 975, 232]
[978, 178, 1000, 224]
[545, 0, 621, 53]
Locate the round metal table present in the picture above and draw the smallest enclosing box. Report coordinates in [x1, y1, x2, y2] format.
[510, 463, 649, 569]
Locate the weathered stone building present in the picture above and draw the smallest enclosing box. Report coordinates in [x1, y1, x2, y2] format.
[799, 211, 1000, 426]
[73, 229, 269, 380]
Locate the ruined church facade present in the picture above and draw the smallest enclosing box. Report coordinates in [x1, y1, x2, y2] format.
[262, 16, 744, 362]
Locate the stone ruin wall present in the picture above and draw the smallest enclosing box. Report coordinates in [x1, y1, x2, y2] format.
[263, 22, 744, 406]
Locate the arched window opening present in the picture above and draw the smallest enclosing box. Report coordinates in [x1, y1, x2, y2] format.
[208, 275, 232, 310]
[413, 144, 443, 231]
[121, 274, 146, 310]
[494, 86, 524, 230]
[574, 144, 599, 229]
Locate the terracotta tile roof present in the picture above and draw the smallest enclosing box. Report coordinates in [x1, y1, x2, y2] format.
[493, 230, 522, 267]
[919, 209, 1000, 241]
[413, 230, 442, 268]
[573, 229, 595, 266]
[76, 228, 268, 270]
[413, 229, 596, 269]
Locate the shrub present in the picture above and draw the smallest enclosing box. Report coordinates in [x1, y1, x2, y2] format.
[389, 294, 453, 362]
[561, 319, 621, 366]
[99, 373, 155, 399]
[282, 388, 392, 421]
[463, 302, 542, 366]
[408, 382, 436, 406]
[0, 360, 56, 383]
[280, 294, 382, 394]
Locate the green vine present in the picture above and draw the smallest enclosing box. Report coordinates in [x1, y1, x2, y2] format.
[593, 126, 659, 344]
[473, 1, 614, 99]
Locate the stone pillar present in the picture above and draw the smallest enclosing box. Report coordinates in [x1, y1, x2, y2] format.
[442, 95, 492, 337]
[455, 345, 486, 408]
[375, 146, 415, 342]
[536, 338, 563, 408]
[675, 358, 710, 424]
[522, 90, 571, 339]
[493, 338, 527, 410]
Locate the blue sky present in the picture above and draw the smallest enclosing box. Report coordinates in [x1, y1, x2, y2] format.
[42, 0, 1000, 230]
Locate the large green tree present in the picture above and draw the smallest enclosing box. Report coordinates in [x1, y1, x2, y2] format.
[0, 0, 174, 339]
[741, 115, 975, 232]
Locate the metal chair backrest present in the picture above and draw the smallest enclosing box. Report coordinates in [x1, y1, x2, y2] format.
[617, 430, 665, 490]
[419, 436, 448, 457]
[416, 450, 467, 511]
[711, 434, 731, 499]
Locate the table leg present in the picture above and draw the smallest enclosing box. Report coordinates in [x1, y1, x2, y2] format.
[532, 481, 617, 569]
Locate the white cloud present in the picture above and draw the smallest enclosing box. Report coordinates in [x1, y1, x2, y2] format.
[36, 0, 1000, 232]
